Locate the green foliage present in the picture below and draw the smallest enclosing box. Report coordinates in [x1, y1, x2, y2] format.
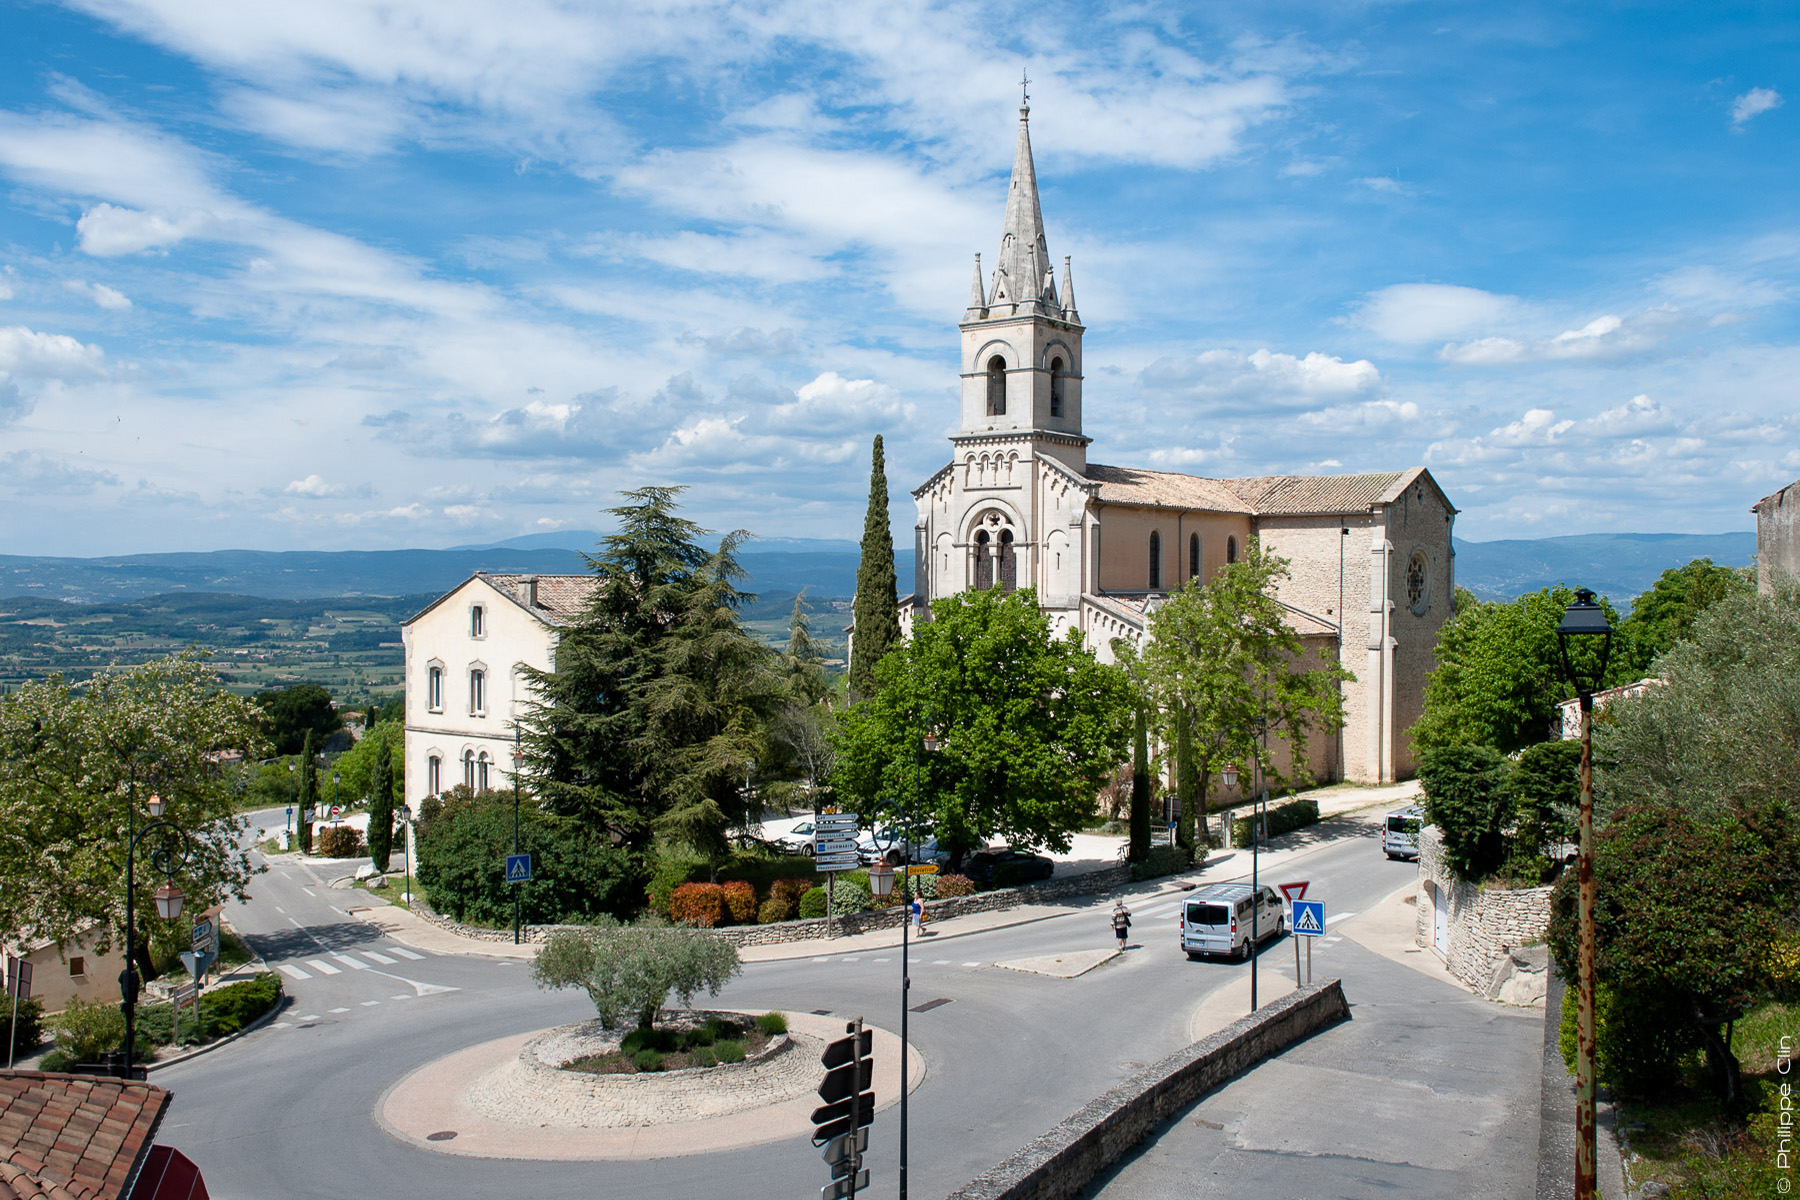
[0, 652, 265, 954]
[417, 786, 645, 925]
[1121, 540, 1351, 849]
[6, 996, 44, 1059]
[254, 683, 342, 756]
[519, 487, 786, 863]
[755, 1011, 787, 1036]
[1128, 843, 1194, 881]
[332, 720, 402, 811]
[835, 587, 1133, 862]
[52, 997, 126, 1063]
[798, 887, 827, 918]
[848, 435, 900, 700]
[1616, 557, 1755, 675]
[1418, 745, 1511, 881]
[1506, 739, 1579, 877]
[313, 825, 365, 858]
[197, 972, 282, 1036]
[298, 729, 319, 854]
[1129, 707, 1151, 862]
[531, 920, 741, 1030]
[367, 733, 394, 872]
[632, 1048, 664, 1072]
[1411, 585, 1626, 755]
[830, 876, 872, 915]
[1229, 798, 1322, 848]
[757, 896, 791, 923]
[933, 873, 975, 899]
[713, 1038, 746, 1064]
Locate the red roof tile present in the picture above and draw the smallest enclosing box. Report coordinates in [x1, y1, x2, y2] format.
[0, 1073, 169, 1200]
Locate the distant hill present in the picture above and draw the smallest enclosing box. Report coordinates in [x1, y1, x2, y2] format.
[0, 531, 1754, 607]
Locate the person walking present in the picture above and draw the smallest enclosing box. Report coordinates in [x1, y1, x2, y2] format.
[1112, 900, 1131, 951]
[911, 893, 927, 934]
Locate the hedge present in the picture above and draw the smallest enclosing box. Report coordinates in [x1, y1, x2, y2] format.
[314, 826, 365, 859]
[1230, 799, 1322, 848]
[721, 881, 756, 924]
[669, 883, 726, 927]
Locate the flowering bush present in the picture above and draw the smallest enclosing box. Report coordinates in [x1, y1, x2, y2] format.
[721, 880, 757, 924]
[669, 882, 727, 927]
[934, 874, 976, 898]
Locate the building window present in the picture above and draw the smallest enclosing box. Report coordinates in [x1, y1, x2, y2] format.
[986, 356, 1006, 417]
[470, 605, 485, 638]
[974, 529, 994, 589]
[427, 665, 444, 712]
[463, 749, 475, 789]
[1188, 533, 1200, 581]
[1148, 531, 1162, 590]
[69, 957, 85, 977]
[1227, 535, 1239, 564]
[470, 668, 486, 715]
[1407, 551, 1431, 615]
[998, 529, 1017, 593]
[477, 751, 491, 792]
[1049, 356, 1064, 418]
[427, 754, 442, 796]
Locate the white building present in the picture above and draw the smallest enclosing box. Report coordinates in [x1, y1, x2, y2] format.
[399, 572, 595, 806]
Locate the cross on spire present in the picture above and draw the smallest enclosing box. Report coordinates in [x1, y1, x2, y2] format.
[1020, 68, 1030, 110]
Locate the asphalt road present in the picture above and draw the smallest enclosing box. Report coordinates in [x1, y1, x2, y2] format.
[154, 809, 1504, 1199]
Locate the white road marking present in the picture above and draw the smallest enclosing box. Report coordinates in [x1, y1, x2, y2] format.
[300, 1014, 320, 1021]
[933, 960, 950, 965]
[332, 954, 370, 970]
[331, 906, 347, 916]
[360, 1000, 381, 1007]
[276, 964, 311, 981]
[840, 956, 862, 962]
[302, 887, 316, 897]
[1325, 911, 1357, 925]
[360, 951, 397, 965]
[304, 960, 341, 976]
[812, 957, 830, 963]
[387, 947, 425, 960]
[287, 917, 303, 928]
[391, 994, 414, 1001]
[274, 906, 286, 914]
[961, 961, 980, 967]
[873, 958, 891, 963]
[327, 1007, 350, 1014]
[270, 1021, 292, 1029]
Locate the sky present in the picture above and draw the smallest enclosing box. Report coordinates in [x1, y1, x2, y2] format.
[1, 1, 1797, 556]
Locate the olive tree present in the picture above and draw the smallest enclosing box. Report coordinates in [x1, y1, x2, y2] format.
[530, 920, 741, 1030]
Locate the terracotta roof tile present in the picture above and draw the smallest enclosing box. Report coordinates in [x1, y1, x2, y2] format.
[481, 573, 599, 626]
[1218, 471, 1408, 515]
[1084, 464, 1255, 513]
[0, 1072, 169, 1200]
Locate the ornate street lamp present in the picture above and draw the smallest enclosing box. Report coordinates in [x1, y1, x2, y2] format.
[398, 803, 414, 905]
[1556, 588, 1611, 1200]
[895, 720, 942, 1200]
[120, 789, 194, 1080]
[511, 729, 525, 945]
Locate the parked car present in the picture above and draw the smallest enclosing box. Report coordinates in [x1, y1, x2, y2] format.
[870, 834, 966, 868]
[962, 847, 1055, 887]
[773, 820, 817, 856]
[1180, 882, 1285, 961]
[1382, 804, 1423, 860]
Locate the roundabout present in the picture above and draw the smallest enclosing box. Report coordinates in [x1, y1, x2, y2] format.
[376, 1011, 922, 1161]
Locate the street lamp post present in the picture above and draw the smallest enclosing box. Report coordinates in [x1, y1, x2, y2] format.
[332, 771, 340, 825]
[1221, 722, 1269, 1012]
[1557, 587, 1612, 1200]
[120, 789, 193, 1080]
[398, 803, 413, 904]
[287, 760, 296, 841]
[898, 723, 942, 1200]
[511, 729, 524, 946]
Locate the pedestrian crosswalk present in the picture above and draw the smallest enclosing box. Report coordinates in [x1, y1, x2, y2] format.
[275, 944, 438, 981]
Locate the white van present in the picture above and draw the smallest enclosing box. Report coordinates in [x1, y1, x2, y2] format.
[1180, 882, 1285, 961]
[1383, 804, 1423, 860]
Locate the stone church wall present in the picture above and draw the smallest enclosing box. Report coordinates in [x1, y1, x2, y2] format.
[1756, 477, 1800, 595]
[1093, 505, 1248, 594]
[1382, 481, 1455, 779]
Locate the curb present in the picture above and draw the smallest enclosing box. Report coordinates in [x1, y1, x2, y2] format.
[146, 991, 291, 1073]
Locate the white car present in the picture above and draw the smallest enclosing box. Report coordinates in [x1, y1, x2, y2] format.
[773, 820, 817, 856]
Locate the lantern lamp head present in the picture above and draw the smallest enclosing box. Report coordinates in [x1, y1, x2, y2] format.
[1222, 763, 1239, 789]
[152, 881, 185, 921]
[1556, 587, 1614, 701]
[146, 792, 164, 818]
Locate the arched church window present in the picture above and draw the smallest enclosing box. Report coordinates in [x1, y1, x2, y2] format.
[998, 530, 1017, 593]
[974, 529, 994, 590]
[1148, 531, 1162, 590]
[1188, 533, 1200, 582]
[986, 357, 1006, 417]
[1050, 356, 1064, 418]
[1227, 535, 1239, 564]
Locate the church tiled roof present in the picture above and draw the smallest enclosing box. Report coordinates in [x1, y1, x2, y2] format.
[0, 1071, 169, 1200]
[1220, 471, 1411, 515]
[1084, 464, 1255, 513]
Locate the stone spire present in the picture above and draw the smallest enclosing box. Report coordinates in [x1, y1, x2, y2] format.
[989, 96, 1052, 316]
[963, 253, 987, 321]
[1061, 255, 1078, 324]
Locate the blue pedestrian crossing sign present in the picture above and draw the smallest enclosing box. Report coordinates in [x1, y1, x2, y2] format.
[1291, 899, 1326, 937]
[505, 853, 532, 883]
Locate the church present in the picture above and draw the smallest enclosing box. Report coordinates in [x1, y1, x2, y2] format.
[903, 97, 1457, 785]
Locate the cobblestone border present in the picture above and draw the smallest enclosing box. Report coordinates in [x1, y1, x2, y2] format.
[405, 864, 1134, 946]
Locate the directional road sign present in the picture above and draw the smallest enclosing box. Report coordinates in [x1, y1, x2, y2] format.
[1278, 881, 1309, 905]
[505, 853, 532, 884]
[814, 857, 860, 873]
[822, 1171, 870, 1199]
[1291, 899, 1326, 937]
[4, 956, 31, 999]
[813, 837, 859, 854]
[812, 1021, 875, 1146]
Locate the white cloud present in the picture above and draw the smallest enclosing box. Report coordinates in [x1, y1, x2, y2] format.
[1439, 308, 1678, 365]
[77, 202, 217, 255]
[0, 326, 107, 378]
[1731, 87, 1782, 127]
[61, 281, 133, 310]
[761, 372, 909, 435]
[1353, 284, 1519, 343]
[1140, 348, 1382, 414]
[284, 473, 346, 498]
[0, 451, 121, 495]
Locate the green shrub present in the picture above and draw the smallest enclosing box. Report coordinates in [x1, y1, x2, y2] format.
[37, 1050, 72, 1071]
[830, 878, 872, 915]
[621, 1026, 673, 1055]
[632, 1048, 664, 1072]
[646, 853, 707, 915]
[714, 1039, 746, 1064]
[798, 887, 827, 918]
[417, 787, 645, 925]
[1417, 746, 1510, 879]
[199, 972, 283, 1036]
[52, 997, 126, 1063]
[771, 877, 814, 907]
[720, 880, 757, 925]
[755, 1011, 787, 1036]
[757, 896, 793, 924]
[1230, 799, 1322, 849]
[1130, 843, 1194, 881]
[314, 825, 366, 859]
[934, 874, 975, 899]
[690, 1046, 718, 1068]
[646, 853, 822, 914]
[531, 923, 741, 1031]
[6, 996, 44, 1059]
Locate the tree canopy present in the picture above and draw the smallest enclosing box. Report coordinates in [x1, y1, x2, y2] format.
[1122, 539, 1351, 847]
[520, 487, 787, 860]
[848, 435, 900, 699]
[0, 653, 264, 959]
[832, 587, 1132, 862]
[1614, 556, 1755, 676]
[531, 920, 741, 1030]
[253, 682, 342, 756]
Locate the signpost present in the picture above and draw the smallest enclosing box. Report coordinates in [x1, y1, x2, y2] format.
[1278, 880, 1310, 905]
[813, 815, 861, 915]
[813, 1017, 875, 1199]
[505, 854, 532, 884]
[1291, 899, 1325, 985]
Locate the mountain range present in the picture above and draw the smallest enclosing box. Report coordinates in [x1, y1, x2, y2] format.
[0, 530, 1757, 607]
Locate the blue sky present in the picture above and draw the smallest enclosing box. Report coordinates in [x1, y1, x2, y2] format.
[0, 1, 1795, 556]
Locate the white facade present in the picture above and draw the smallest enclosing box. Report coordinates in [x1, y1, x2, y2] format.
[399, 573, 594, 807]
[904, 102, 1459, 784]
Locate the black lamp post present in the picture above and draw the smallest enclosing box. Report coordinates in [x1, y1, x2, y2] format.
[121, 788, 194, 1080]
[398, 802, 413, 905]
[287, 760, 296, 839]
[511, 729, 524, 946]
[1556, 587, 1611, 1200]
[1220, 724, 1268, 1013]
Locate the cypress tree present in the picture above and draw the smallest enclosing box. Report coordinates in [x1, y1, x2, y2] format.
[1129, 706, 1151, 862]
[368, 735, 394, 872]
[298, 729, 318, 854]
[848, 435, 900, 699]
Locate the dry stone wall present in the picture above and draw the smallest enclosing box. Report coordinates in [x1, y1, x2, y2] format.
[1414, 826, 1553, 991]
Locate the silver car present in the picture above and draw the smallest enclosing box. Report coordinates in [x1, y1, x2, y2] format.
[1180, 882, 1285, 961]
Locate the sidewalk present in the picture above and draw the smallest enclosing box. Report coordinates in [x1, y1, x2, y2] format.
[347, 780, 1416, 964]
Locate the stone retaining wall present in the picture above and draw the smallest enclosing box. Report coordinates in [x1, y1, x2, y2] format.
[1415, 826, 1553, 991]
[407, 864, 1134, 946]
[945, 979, 1352, 1200]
